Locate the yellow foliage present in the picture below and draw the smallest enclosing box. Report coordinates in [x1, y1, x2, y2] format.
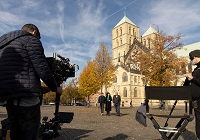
[136, 32, 186, 86]
[94, 43, 116, 91]
[78, 61, 100, 97]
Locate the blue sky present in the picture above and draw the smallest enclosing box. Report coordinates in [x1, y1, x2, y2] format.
[1, 0, 200, 78]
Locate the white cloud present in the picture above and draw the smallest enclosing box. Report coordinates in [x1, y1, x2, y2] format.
[148, 1, 200, 35]
[1, 0, 200, 78]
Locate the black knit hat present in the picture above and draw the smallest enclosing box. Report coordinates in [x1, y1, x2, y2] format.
[189, 50, 200, 58]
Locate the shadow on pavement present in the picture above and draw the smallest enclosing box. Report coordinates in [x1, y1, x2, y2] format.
[120, 107, 133, 109]
[59, 128, 93, 140]
[181, 129, 198, 140]
[109, 113, 130, 116]
[152, 129, 198, 140]
[102, 133, 128, 140]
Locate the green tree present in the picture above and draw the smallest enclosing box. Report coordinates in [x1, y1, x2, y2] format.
[93, 43, 116, 92]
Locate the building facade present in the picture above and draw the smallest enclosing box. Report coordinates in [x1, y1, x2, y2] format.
[104, 15, 199, 107]
[105, 15, 157, 106]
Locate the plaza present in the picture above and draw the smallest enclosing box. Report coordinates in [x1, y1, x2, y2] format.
[0, 105, 198, 140]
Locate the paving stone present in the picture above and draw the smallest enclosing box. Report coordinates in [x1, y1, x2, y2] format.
[0, 105, 198, 140]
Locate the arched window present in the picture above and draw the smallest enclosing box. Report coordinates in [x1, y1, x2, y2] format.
[123, 87, 127, 97]
[133, 28, 136, 37]
[138, 76, 140, 84]
[129, 27, 131, 34]
[116, 29, 118, 37]
[134, 76, 137, 83]
[116, 39, 119, 47]
[134, 87, 137, 97]
[122, 72, 128, 82]
[129, 37, 131, 45]
[120, 27, 122, 36]
[144, 39, 146, 45]
[148, 38, 151, 49]
[113, 75, 117, 83]
[120, 38, 122, 45]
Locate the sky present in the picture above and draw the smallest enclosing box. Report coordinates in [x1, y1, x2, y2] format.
[1, 0, 200, 79]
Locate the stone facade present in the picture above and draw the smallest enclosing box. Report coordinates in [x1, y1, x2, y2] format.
[105, 16, 153, 106]
[103, 15, 199, 107]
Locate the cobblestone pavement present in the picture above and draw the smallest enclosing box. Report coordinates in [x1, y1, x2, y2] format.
[0, 105, 198, 140]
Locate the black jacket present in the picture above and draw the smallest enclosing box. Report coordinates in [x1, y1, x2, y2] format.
[113, 95, 121, 105]
[0, 30, 57, 100]
[98, 95, 106, 104]
[184, 62, 200, 100]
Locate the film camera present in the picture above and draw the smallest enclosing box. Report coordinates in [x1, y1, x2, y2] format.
[46, 53, 78, 85]
[39, 54, 78, 140]
[0, 54, 78, 140]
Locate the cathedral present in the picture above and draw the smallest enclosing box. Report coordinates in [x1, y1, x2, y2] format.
[104, 15, 200, 107]
[104, 15, 159, 107]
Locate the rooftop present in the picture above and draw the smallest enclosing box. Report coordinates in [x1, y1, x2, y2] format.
[175, 42, 200, 57]
[114, 16, 137, 28]
[142, 26, 157, 37]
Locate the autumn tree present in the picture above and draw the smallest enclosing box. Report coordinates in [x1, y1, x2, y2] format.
[78, 61, 100, 106]
[62, 78, 83, 105]
[135, 30, 186, 86]
[41, 82, 56, 104]
[93, 43, 116, 92]
[135, 28, 187, 109]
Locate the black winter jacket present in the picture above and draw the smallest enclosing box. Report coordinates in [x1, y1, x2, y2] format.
[184, 62, 200, 100]
[0, 30, 57, 100]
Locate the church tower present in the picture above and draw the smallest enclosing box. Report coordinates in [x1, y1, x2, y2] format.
[106, 15, 158, 106]
[112, 15, 140, 65]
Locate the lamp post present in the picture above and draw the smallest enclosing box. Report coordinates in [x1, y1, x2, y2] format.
[87, 91, 90, 108]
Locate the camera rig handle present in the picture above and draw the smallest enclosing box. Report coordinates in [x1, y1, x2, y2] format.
[40, 53, 77, 139]
[55, 91, 61, 121]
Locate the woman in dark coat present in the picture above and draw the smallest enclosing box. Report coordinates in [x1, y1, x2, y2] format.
[105, 92, 112, 116]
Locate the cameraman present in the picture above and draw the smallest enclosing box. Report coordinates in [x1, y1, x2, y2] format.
[0, 24, 62, 140]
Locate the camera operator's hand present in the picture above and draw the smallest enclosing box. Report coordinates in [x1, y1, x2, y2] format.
[56, 87, 63, 95]
[184, 73, 193, 81]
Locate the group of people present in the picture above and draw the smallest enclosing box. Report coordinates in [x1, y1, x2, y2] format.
[1, 23, 200, 140]
[98, 92, 121, 116]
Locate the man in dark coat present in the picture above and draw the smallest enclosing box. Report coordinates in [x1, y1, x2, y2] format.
[0, 24, 62, 140]
[98, 93, 106, 116]
[113, 92, 121, 116]
[184, 50, 200, 139]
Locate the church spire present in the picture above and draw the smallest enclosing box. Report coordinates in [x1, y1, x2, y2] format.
[124, 8, 126, 17]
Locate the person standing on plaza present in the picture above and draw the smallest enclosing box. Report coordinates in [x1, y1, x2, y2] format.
[113, 92, 121, 116]
[184, 50, 200, 139]
[98, 93, 106, 116]
[105, 92, 112, 116]
[130, 101, 133, 108]
[0, 24, 62, 140]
